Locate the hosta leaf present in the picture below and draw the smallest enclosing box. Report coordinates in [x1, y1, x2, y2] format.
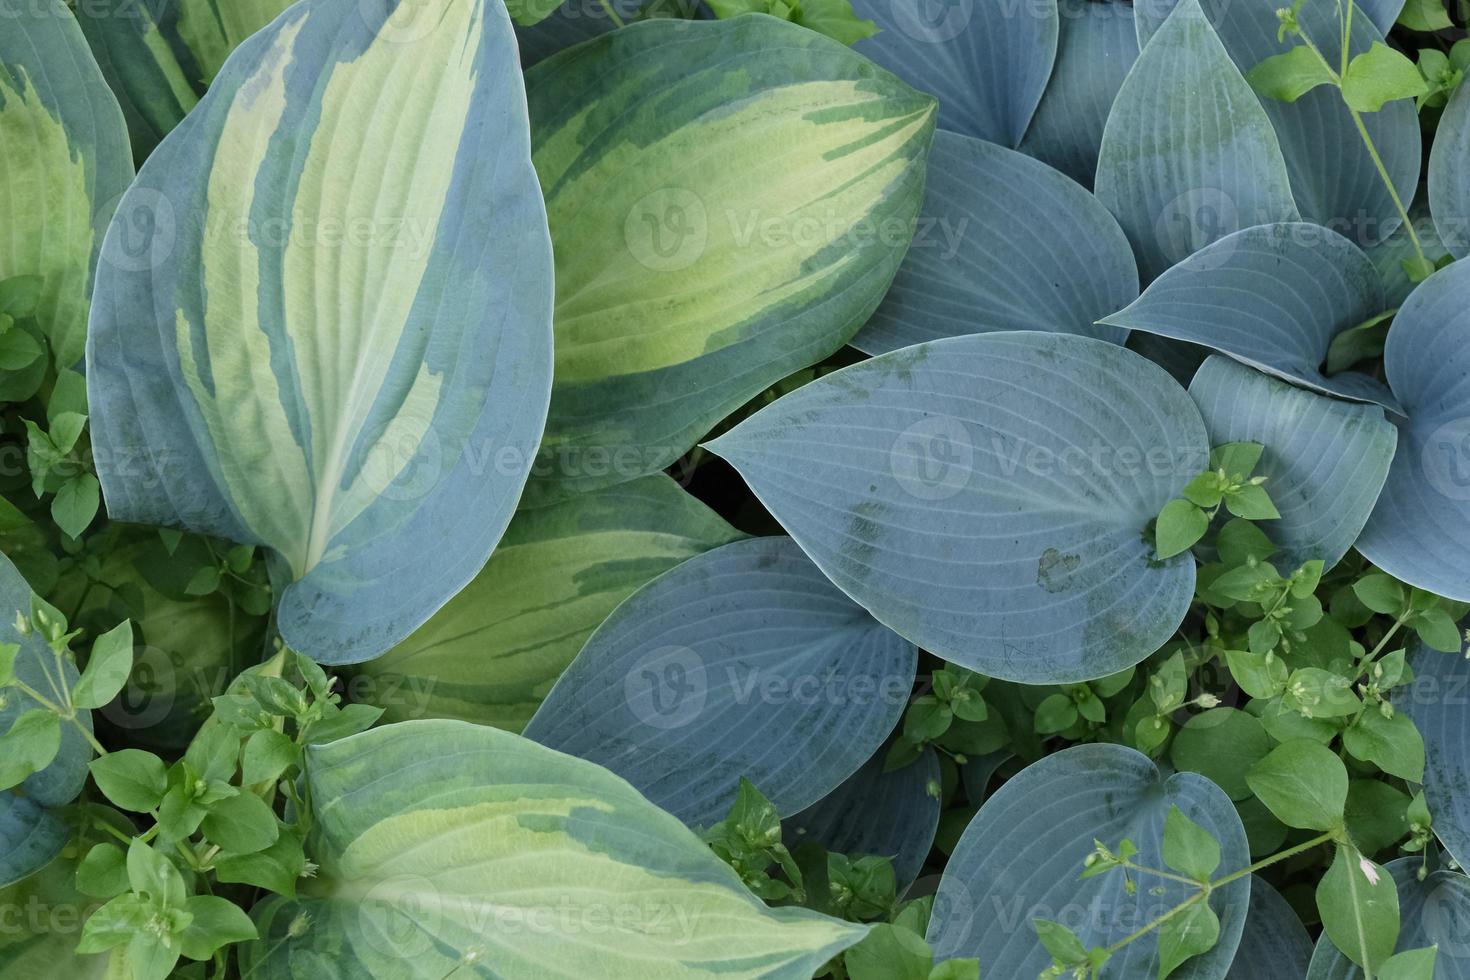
[0, 552, 93, 888]
[172, 0, 297, 85]
[1227, 876, 1314, 979]
[1305, 859, 1470, 978]
[1430, 80, 1470, 260]
[1399, 637, 1470, 868]
[1018, 0, 1140, 189]
[784, 745, 941, 893]
[75, 0, 201, 160]
[1366, 201, 1455, 307]
[524, 15, 935, 501]
[850, 130, 1136, 356]
[1188, 356, 1397, 571]
[1355, 260, 1470, 599]
[0, 0, 134, 369]
[354, 475, 742, 733]
[1208, 0, 1419, 240]
[926, 743, 1249, 977]
[514, 0, 642, 68]
[848, 0, 1058, 147]
[240, 721, 866, 979]
[86, 0, 556, 665]
[1101, 223, 1397, 410]
[524, 537, 916, 826]
[1096, 0, 1297, 282]
[1134, 0, 1416, 233]
[708, 332, 1207, 685]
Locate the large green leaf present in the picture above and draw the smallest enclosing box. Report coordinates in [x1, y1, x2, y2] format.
[240, 720, 868, 979]
[75, 0, 201, 161]
[523, 15, 936, 501]
[0, 552, 94, 888]
[926, 743, 1250, 977]
[1305, 858, 1470, 978]
[0, 0, 134, 369]
[354, 475, 742, 732]
[86, 0, 556, 665]
[1096, 0, 1297, 282]
[708, 332, 1207, 684]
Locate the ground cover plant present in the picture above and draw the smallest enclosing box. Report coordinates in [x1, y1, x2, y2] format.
[2, 0, 1470, 976]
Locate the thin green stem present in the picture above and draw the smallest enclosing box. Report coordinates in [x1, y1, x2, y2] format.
[1105, 892, 1206, 954]
[1118, 860, 1203, 889]
[1213, 831, 1336, 887]
[1353, 611, 1412, 682]
[597, 0, 626, 27]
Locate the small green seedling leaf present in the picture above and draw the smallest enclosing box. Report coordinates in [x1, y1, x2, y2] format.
[1247, 739, 1348, 831]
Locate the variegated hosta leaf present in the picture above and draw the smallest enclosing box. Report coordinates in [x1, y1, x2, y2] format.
[0, 0, 133, 370]
[1096, 0, 1298, 282]
[1355, 259, 1470, 600]
[1304, 858, 1470, 978]
[1188, 356, 1397, 572]
[784, 745, 941, 894]
[173, 0, 298, 86]
[524, 15, 936, 501]
[354, 475, 743, 733]
[86, 0, 556, 665]
[524, 536, 917, 826]
[926, 743, 1250, 977]
[1204, 0, 1419, 245]
[1430, 79, 1470, 260]
[850, 129, 1136, 356]
[1226, 877, 1313, 980]
[1018, 0, 1140, 189]
[708, 332, 1208, 685]
[240, 720, 868, 979]
[75, 0, 201, 160]
[0, 552, 94, 888]
[1100, 223, 1398, 410]
[1400, 637, 1470, 869]
[848, 0, 1058, 147]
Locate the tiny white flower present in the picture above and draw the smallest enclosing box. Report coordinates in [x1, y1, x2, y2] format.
[1358, 856, 1381, 886]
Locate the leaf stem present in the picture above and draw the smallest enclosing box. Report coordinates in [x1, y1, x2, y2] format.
[598, 0, 626, 27]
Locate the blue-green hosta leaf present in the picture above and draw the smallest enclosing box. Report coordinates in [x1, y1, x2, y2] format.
[784, 746, 941, 893]
[1431, 80, 1470, 261]
[1400, 639, 1470, 868]
[1209, 0, 1418, 242]
[241, 720, 867, 979]
[524, 15, 935, 502]
[0, 0, 133, 369]
[1306, 858, 1470, 978]
[708, 332, 1208, 685]
[0, 552, 93, 888]
[1189, 356, 1397, 571]
[848, 0, 1058, 147]
[524, 536, 916, 826]
[1101, 223, 1398, 410]
[926, 743, 1250, 977]
[1018, 0, 1140, 189]
[1227, 876, 1314, 979]
[1355, 260, 1470, 600]
[75, 0, 201, 160]
[354, 475, 742, 733]
[86, 0, 556, 665]
[1096, 0, 1298, 282]
[850, 130, 1136, 356]
[1135, 0, 1406, 72]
